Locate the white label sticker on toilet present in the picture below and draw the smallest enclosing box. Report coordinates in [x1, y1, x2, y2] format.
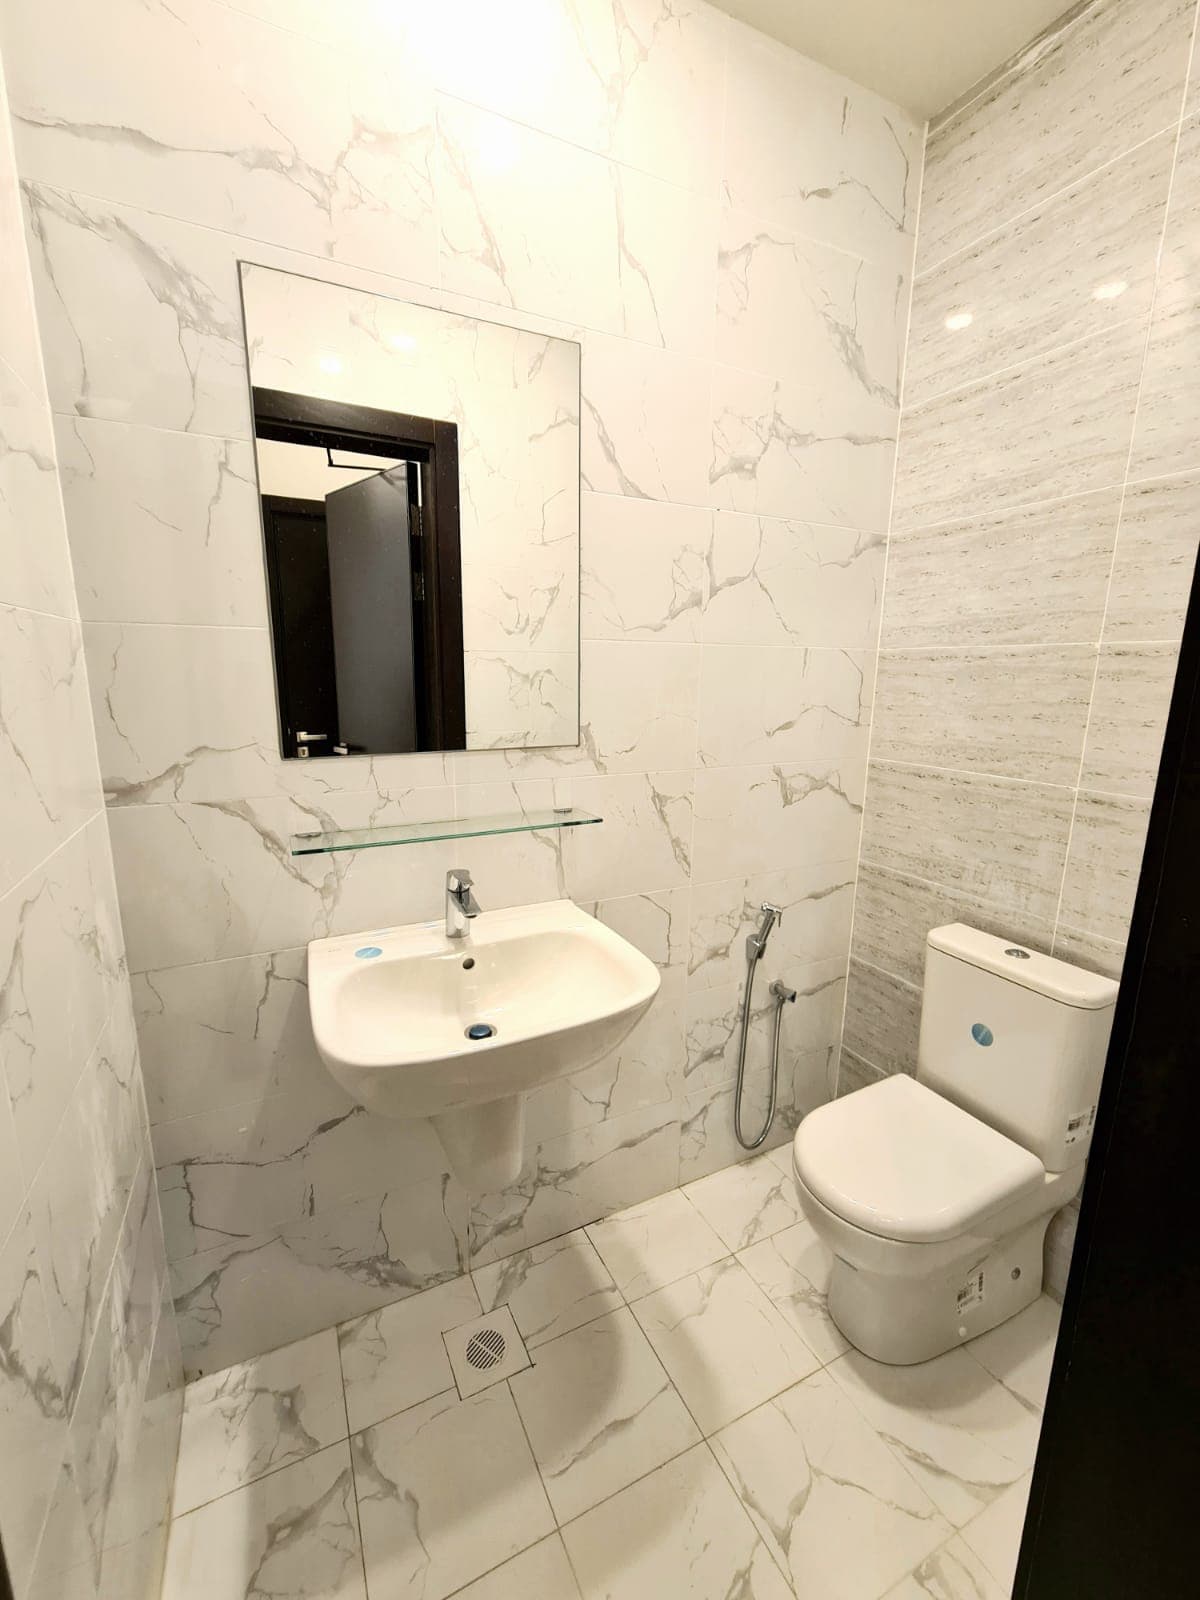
[1064, 1104, 1097, 1147]
[956, 1270, 985, 1312]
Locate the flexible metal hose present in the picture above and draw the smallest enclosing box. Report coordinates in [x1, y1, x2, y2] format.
[733, 952, 795, 1150]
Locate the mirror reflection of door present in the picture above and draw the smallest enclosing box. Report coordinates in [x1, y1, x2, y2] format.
[326, 467, 418, 754]
[252, 387, 466, 758]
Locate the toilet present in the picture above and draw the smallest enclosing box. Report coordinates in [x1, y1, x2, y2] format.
[792, 923, 1119, 1365]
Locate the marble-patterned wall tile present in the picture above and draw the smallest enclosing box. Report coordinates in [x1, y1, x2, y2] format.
[133, 947, 329, 1124]
[688, 860, 857, 992]
[0, 604, 98, 895]
[3, 0, 438, 282]
[861, 762, 1076, 924]
[581, 493, 709, 642]
[0, 814, 122, 1189]
[23, 183, 253, 436]
[26, 1001, 144, 1411]
[467, 1100, 680, 1268]
[586, 886, 691, 976]
[692, 759, 866, 884]
[1128, 112, 1200, 480]
[560, 772, 693, 901]
[154, 1089, 448, 1262]
[0, 1206, 67, 1598]
[917, 0, 1194, 270]
[841, 958, 922, 1076]
[880, 490, 1121, 648]
[577, 641, 701, 774]
[892, 320, 1146, 533]
[1058, 790, 1153, 943]
[906, 129, 1174, 405]
[1051, 923, 1126, 980]
[684, 960, 847, 1092]
[698, 645, 874, 769]
[172, 1174, 470, 1377]
[581, 331, 711, 504]
[704, 511, 885, 648]
[1104, 470, 1200, 642]
[871, 645, 1095, 785]
[55, 419, 267, 627]
[716, 208, 905, 402]
[850, 864, 1054, 991]
[431, 0, 726, 196]
[1080, 643, 1178, 796]
[0, 394, 76, 617]
[710, 362, 898, 530]
[722, 20, 921, 267]
[437, 96, 717, 355]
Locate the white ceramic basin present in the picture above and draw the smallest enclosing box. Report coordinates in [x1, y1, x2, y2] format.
[308, 900, 660, 1186]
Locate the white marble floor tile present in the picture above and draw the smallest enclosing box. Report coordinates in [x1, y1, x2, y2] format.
[585, 1188, 728, 1302]
[172, 1328, 346, 1516]
[352, 1386, 554, 1600]
[337, 1276, 481, 1434]
[444, 1307, 531, 1398]
[966, 1296, 1061, 1415]
[561, 1442, 791, 1600]
[881, 1534, 1008, 1600]
[959, 1472, 1033, 1595]
[711, 1371, 952, 1600]
[446, 1534, 582, 1600]
[736, 1218, 850, 1366]
[510, 1306, 700, 1523]
[682, 1152, 803, 1251]
[828, 1346, 1041, 1528]
[161, 1442, 365, 1600]
[631, 1257, 820, 1435]
[473, 1230, 623, 1349]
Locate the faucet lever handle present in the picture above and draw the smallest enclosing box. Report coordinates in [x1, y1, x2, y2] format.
[447, 868, 472, 892]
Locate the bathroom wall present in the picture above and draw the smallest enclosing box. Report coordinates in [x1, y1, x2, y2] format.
[842, 0, 1200, 1291]
[0, 54, 180, 1600]
[0, 0, 920, 1374]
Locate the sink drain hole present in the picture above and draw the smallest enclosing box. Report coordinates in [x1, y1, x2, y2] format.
[465, 1022, 496, 1040]
[465, 1326, 506, 1370]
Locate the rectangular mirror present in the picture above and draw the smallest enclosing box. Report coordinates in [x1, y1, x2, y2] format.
[238, 263, 581, 758]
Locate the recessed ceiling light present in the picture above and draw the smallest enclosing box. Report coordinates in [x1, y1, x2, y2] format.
[1093, 278, 1129, 301]
[944, 310, 973, 331]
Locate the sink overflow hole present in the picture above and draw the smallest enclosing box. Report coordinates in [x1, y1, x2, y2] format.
[462, 957, 475, 970]
[465, 1327, 506, 1370]
[465, 1022, 496, 1041]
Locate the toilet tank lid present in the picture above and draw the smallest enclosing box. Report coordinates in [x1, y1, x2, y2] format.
[927, 924, 1119, 1010]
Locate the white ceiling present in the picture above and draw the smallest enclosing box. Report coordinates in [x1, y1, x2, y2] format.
[711, 0, 1077, 118]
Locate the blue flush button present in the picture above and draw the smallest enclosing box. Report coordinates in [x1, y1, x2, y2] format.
[355, 946, 383, 959]
[971, 1023, 994, 1047]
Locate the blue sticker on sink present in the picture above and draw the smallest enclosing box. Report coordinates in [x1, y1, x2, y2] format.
[355, 946, 383, 959]
[971, 1022, 994, 1047]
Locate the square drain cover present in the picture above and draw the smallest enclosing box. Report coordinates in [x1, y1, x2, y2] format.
[443, 1305, 530, 1397]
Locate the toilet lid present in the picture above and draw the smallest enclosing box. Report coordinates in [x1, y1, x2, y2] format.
[793, 1074, 1045, 1243]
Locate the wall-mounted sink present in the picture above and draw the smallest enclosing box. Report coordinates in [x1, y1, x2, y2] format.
[308, 899, 660, 1187]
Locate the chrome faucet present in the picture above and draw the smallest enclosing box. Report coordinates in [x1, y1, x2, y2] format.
[746, 902, 783, 962]
[445, 869, 481, 939]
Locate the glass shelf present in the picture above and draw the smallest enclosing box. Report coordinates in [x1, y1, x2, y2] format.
[289, 806, 603, 856]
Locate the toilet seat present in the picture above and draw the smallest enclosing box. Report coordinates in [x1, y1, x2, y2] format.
[793, 1074, 1045, 1244]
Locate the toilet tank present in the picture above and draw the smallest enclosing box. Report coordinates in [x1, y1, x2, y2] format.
[917, 924, 1119, 1172]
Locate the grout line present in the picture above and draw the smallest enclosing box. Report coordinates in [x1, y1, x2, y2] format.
[330, 1316, 371, 1599]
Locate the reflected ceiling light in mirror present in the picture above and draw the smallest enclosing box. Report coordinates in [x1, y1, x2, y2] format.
[388, 331, 418, 353]
[318, 353, 344, 375]
[944, 310, 974, 331]
[1093, 279, 1129, 301]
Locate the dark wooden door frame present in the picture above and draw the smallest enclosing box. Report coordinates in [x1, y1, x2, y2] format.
[251, 385, 466, 752]
[1015, 548, 1200, 1597]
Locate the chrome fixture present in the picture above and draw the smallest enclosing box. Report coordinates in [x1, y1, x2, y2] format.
[734, 903, 795, 1149]
[445, 868, 481, 939]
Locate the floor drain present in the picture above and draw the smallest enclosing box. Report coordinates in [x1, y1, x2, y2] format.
[465, 1326, 507, 1370]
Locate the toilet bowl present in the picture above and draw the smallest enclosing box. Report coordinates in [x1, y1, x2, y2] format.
[791, 924, 1118, 1365]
